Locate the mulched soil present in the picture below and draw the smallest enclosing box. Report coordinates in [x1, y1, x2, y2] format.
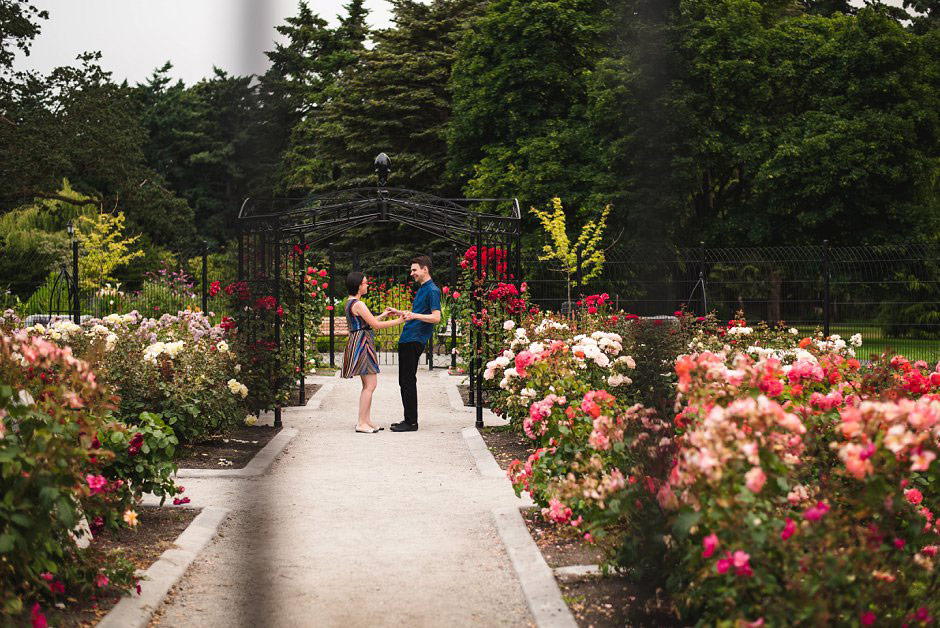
[174, 425, 282, 469]
[481, 425, 679, 628]
[558, 574, 679, 628]
[457, 383, 493, 408]
[479, 425, 533, 470]
[285, 382, 321, 407]
[46, 506, 200, 627]
[522, 508, 610, 567]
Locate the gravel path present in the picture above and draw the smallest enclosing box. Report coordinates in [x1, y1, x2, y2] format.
[151, 367, 533, 627]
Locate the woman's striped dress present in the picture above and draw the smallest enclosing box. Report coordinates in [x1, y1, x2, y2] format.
[341, 298, 380, 378]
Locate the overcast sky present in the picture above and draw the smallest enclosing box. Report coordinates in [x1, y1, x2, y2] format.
[13, 0, 397, 85]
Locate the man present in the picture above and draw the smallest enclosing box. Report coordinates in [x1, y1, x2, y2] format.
[388, 255, 441, 432]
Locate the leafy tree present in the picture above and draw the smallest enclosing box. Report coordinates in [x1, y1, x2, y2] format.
[532, 197, 610, 307]
[449, 0, 614, 217]
[676, 0, 940, 246]
[0, 181, 93, 293]
[75, 211, 145, 290]
[290, 0, 483, 194]
[0, 0, 47, 75]
[0, 53, 195, 247]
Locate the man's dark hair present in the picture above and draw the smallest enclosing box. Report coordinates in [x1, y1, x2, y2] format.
[411, 255, 432, 273]
[346, 271, 365, 295]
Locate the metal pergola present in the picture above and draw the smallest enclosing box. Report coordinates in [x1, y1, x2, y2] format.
[237, 155, 521, 428]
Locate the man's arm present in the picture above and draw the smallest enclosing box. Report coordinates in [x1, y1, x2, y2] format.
[404, 310, 441, 324]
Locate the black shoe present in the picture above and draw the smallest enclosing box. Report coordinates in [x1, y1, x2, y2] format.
[390, 422, 418, 432]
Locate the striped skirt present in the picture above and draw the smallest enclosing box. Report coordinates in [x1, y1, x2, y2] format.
[341, 329, 380, 378]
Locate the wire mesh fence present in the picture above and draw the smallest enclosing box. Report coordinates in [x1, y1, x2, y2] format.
[524, 242, 940, 363]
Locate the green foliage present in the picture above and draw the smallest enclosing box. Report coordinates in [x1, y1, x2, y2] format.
[0, 180, 93, 294]
[0, 329, 137, 619]
[531, 197, 610, 305]
[99, 412, 178, 503]
[75, 212, 145, 291]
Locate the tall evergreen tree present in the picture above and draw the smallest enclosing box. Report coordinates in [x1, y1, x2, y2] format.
[288, 0, 484, 195]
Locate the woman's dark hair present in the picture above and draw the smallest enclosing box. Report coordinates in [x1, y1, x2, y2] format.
[346, 271, 365, 295]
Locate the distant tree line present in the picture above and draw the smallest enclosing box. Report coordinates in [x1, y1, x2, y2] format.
[1, 0, 939, 288]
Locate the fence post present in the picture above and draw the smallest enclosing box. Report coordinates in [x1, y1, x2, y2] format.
[299, 237, 306, 407]
[475, 218, 483, 428]
[201, 241, 208, 315]
[352, 249, 360, 273]
[450, 247, 457, 371]
[823, 239, 830, 338]
[72, 236, 80, 324]
[329, 244, 336, 368]
[575, 246, 583, 310]
[699, 241, 706, 317]
[273, 232, 282, 429]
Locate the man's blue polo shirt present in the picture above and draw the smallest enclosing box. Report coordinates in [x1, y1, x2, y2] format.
[399, 279, 441, 346]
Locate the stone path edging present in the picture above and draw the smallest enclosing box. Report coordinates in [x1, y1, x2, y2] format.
[492, 507, 579, 628]
[175, 427, 297, 478]
[447, 377, 471, 412]
[97, 505, 230, 628]
[303, 377, 336, 410]
[461, 426, 507, 479]
[461, 426, 574, 627]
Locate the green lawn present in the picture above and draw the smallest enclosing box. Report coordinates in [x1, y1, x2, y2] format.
[795, 324, 940, 363]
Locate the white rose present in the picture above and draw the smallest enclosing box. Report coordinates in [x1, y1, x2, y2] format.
[594, 353, 610, 368]
[514, 328, 527, 339]
[607, 374, 624, 387]
[850, 333, 862, 347]
[503, 320, 515, 330]
[504, 367, 518, 379]
[217, 341, 229, 353]
[494, 356, 510, 368]
[520, 388, 536, 398]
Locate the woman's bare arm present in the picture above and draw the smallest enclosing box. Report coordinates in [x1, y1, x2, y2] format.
[352, 300, 404, 329]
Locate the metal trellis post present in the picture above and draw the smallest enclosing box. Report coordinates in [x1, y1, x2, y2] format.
[329, 244, 336, 367]
[450, 247, 457, 371]
[274, 230, 283, 429]
[823, 240, 830, 338]
[202, 241, 208, 315]
[72, 238, 80, 324]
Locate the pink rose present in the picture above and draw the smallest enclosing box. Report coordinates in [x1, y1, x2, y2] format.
[905, 488, 924, 505]
[860, 611, 876, 626]
[780, 518, 796, 540]
[745, 466, 766, 494]
[715, 556, 731, 574]
[803, 501, 830, 522]
[701, 533, 719, 558]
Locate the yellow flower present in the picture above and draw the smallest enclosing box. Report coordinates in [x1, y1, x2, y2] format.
[123, 509, 139, 527]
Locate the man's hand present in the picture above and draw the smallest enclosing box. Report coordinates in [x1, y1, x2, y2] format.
[403, 311, 415, 321]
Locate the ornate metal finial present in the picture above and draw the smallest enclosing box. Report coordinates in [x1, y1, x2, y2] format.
[374, 152, 391, 187]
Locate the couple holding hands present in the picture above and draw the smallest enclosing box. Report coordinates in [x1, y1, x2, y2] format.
[340, 255, 441, 434]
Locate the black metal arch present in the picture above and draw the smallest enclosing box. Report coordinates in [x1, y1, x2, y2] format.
[239, 187, 521, 247]
[237, 185, 522, 429]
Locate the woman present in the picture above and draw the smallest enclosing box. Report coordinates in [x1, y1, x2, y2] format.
[341, 271, 405, 433]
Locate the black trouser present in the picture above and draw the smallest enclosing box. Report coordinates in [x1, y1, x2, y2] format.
[398, 341, 425, 425]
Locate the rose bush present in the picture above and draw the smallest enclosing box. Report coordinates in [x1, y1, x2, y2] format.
[0, 327, 139, 622]
[491, 308, 939, 625]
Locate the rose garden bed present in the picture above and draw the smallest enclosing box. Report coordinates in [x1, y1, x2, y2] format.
[44, 506, 200, 627]
[480, 426, 677, 627]
[174, 425, 282, 469]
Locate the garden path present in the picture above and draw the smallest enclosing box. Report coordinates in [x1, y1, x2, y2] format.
[149, 367, 533, 627]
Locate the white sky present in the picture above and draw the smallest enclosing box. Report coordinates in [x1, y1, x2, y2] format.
[12, 0, 396, 85]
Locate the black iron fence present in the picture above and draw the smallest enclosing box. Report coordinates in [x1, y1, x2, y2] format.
[2, 243, 235, 324]
[7, 240, 940, 364]
[524, 242, 940, 363]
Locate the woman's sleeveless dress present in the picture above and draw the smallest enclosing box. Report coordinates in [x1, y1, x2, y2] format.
[341, 298, 380, 378]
